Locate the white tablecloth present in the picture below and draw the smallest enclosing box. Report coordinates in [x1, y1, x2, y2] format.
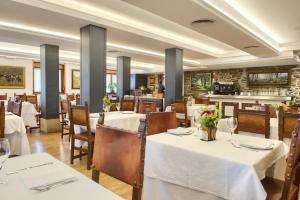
[5, 113, 30, 155]
[21, 102, 38, 127]
[0, 153, 123, 200]
[74, 112, 145, 147]
[144, 131, 288, 200]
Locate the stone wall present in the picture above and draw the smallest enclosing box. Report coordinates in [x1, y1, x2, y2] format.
[184, 65, 300, 99]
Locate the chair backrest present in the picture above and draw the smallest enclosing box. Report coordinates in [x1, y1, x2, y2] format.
[171, 100, 187, 114]
[0, 101, 5, 138]
[0, 93, 7, 100]
[68, 102, 91, 135]
[6, 100, 14, 112]
[120, 97, 135, 111]
[26, 95, 38, 109]
[278, 107, 300, 140]
[12, 102, 22, 116]
[221, 102, 238, 118]
[287, 106, 300, 114]
[195, 97, 209, 105]
[138, 101, 156, 114]
[237, 105, 270, 138]
[92, 120, 146, 189]
[109, 100, 118, 112]
[14, 93, 26, 102]
[60, 99, 69, 114]
[75, 94, 80, 105]
[241, 102, 261, 110]
[146, 112, 177, 135]
[67, 93, 75, 101]
[281, 119, 300, 200]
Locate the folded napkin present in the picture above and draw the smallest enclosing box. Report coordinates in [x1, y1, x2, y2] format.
[122, 111, 135, 114]
[167, 127, 193, 135]
[5, 112, 13, 116]
[19, 164, 76, 190]
[239, 140, 274, 150]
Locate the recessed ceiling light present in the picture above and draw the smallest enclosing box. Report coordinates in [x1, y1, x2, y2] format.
[191, 19, 215, 25]
[243, 45, 259, 49]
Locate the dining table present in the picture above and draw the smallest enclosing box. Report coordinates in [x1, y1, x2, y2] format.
[0, 153, 124, 200]
[144, 130, 288, 200]
[73, 111, 145, 147]
[4, 112, 30, 155]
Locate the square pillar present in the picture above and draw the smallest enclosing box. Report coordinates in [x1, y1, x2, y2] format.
[80, 24, 106, 112]
[117, 56, 131, 97]
[165, 48, 183, 107]
[40, 44, 60, 133]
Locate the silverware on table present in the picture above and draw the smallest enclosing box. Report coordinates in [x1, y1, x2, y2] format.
[6, 162, 54, 175]
[31, 177, 78, 192]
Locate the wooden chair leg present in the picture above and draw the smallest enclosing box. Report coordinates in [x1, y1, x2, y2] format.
[70, 136, 75, 165]
[79, 146, 82, 160]
[132, 187, 142, 200]
[87, 143, 92, 170]
[61, 124, 64, 139]
[92, 170, 100, 183]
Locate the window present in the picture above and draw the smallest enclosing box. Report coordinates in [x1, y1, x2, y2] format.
[106, 72, 117, 93]
[33, 62, 65, 93]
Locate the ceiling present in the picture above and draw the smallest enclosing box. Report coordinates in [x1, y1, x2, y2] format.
[0, 0, 299, 73]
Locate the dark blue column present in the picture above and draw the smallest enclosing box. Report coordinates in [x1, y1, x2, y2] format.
[165, 48, 183, 107]
[80, 24, 106, 113]
[117, 56, 131, 97]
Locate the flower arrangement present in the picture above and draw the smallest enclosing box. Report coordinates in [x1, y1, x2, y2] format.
[200, 107, 221, 128]
[272, 102, 288, 112]
[102, 96, 111, 106]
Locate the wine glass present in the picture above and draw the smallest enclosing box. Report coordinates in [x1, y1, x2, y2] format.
[103, 104, 107, 112]
[227, 117, 238, 141]
[193, 110, 201, 133]
[116, 102, 120, 111]
[0, 138, 10, 184]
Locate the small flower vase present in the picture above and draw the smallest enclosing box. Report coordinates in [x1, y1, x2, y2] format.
[201, 127, 217, 141]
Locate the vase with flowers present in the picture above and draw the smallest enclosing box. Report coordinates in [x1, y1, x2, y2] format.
[102, 96, 111, 112]
[200, 107, 221, 141]
[272, 102, 288, 117]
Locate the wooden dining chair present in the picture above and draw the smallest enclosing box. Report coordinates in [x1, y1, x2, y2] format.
[221, 102, 239, 118]
[171, 100, 189, 127]
[75, 94, 80, 105]
[241, 102, 261, 109]
[0, 101, 5, 138]
[69, 101, 94, 170]
[109, 99, 118, 112]
[236, 105, 270, 138]
[262, 119, 300, 200]
[120, 97, 135, 111]
[0, 93, 7, 100]
[12, 101, 22, 117]
[278, 107, 300, 141]
[14, 93, 26, 102]
[92, 119, 146, 200]
[146, 112, 177, 135]
[138, 101, 156, 114]
[195, 97, 209, 105]
[287, 106, 300, 114]
[67, 93, 75, 101]
[60, 99, 70, 140]
[26, 94, 41, 131]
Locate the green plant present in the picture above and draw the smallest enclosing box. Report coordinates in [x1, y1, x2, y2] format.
[272, 102, 288, 111]
[200, 108, 221, 128]
[102, 96, 111, 106]
[108, 82, 117, 93]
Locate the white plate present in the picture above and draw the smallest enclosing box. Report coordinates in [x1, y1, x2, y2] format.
[122, 111, 135, 114]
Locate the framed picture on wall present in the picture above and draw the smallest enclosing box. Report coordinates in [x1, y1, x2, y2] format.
[71, 69, 80, 89]
[0, 66, 25, 88]
[247, 71, 290, 87]
[191, 72, 212, 90]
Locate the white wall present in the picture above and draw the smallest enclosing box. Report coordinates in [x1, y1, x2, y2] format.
[0, 57, 33, 99]
[64, 63, 80, 95]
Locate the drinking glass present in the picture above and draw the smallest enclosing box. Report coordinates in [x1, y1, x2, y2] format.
[103, 104, 108, 112]
[227, 117, 238, 141]
[0, 138, 10, 184]
[193, 110, 201, 133]
[116, 102, 121, 111]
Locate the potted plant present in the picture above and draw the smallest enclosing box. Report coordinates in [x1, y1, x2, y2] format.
[272, 102, 288, 117]
[102, 96, 111, 112]
[200, 107, 221, 141]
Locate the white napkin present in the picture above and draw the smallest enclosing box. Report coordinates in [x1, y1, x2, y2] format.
[167, 127, 193, 135]
[5, 112, 13, 116]
[238, 140, 274, 150]
[19, 164, 76, 190]
[122, 111, 135, 114]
